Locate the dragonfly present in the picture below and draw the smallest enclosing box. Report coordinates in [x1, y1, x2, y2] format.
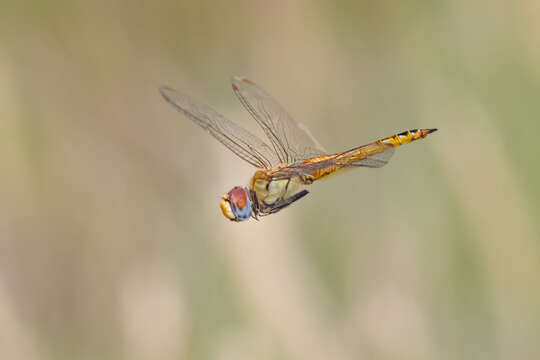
[160, 76, 437, 222]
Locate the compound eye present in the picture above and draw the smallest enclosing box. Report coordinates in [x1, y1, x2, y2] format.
[228, 187, 248, 208]
[227, 187, 251, 221]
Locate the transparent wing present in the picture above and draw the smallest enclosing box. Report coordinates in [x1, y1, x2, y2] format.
[231, 76, 327, 164]
[340, 147, 395, 168]
[160, 86, 279, 169]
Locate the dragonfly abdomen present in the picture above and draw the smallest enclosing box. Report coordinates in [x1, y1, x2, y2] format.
[329, 128, 437, 170]
[381, 128, 437, 147]
[308, 164, 339, 181]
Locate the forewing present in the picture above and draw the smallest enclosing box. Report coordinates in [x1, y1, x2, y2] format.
[231, 76, 326, 164]
[160, 86, 278, 169]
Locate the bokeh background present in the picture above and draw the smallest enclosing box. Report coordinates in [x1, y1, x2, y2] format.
[1, 1, 540, 359]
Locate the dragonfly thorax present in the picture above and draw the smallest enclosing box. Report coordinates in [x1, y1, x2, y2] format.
[220, 186, 252, 221]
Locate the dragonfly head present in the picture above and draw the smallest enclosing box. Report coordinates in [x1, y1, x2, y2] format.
[220, 186, 252, 221]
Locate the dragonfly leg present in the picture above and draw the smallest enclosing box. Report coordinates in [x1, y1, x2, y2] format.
[249, 189, 260, 220]
[301, 174, 315, 184]
[264, 190, 309, 215]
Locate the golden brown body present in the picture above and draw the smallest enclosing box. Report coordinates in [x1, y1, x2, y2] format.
[249, 128, 437, 211]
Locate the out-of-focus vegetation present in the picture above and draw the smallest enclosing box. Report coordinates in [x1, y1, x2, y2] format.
[1, 1, 539, 359]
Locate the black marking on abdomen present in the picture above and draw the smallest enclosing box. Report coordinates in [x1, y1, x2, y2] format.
[398, 129, 411, 137]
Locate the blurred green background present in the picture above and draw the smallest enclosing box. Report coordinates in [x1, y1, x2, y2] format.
[1, 1, 539, 359]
